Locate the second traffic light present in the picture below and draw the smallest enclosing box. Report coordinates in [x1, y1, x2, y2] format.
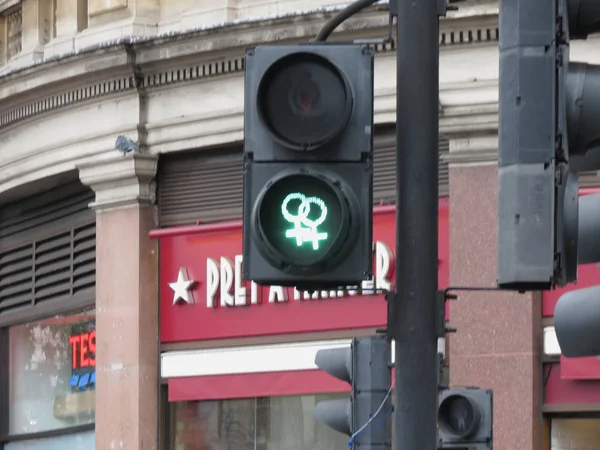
[497, 0, 600, 290]
[242, 44, 375, 289]
[314, 336, 392, 450]
[438, 388, 493, 450]
[554, 192, 600, 358]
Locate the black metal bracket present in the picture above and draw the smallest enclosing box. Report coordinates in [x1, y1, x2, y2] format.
[355, 7, 395, 46]
[380, 285, 504, 340]
[437, 285, 506, 337]
[437, 351, 446, 391]
[390, 0, 458, 21]
[381, 290, 397, 339]
[443, 285, 506, 296]
[435, 289, 453, 338]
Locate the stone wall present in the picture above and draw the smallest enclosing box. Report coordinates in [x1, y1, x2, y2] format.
[0, 2, 509, 203]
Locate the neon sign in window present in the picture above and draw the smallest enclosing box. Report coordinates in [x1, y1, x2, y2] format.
[68, 331, 96, 391]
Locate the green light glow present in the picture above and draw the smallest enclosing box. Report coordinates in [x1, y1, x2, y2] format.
[281, 192, 329, 250]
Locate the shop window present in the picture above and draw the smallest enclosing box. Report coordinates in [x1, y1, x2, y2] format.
[551, 418, 600, 450]
[2, 308, 96, 445]
[172, 393, 349, 450]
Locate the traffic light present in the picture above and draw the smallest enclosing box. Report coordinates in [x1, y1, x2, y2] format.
[242, 44, 375, 289]
[497, 0, 600, 290]
[437, 388, 493, 450]
[314, 335, 392, 450]
[554, 191, 600, 357]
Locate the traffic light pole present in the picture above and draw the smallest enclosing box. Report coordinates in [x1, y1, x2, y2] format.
[393, 0, 439, 449]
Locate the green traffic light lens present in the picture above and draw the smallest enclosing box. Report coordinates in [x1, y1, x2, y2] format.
[254, 172, 350, 269]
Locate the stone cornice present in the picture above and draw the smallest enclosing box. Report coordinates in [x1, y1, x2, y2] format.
[442, 134, 499, 168]
[141, 77, 499, 154]
[445, 148, 498, 167]
[441, 102, 498, 136]
[0, 2, 500, 130]
[77, 154, 158, 211]
[0, 0, 19, 14]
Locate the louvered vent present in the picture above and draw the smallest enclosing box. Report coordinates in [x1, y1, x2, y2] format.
[158, 147, 244, 226]
[0, 223, 96, 314]
[0, 181, 96, 322]
[158, 128, 450, 226]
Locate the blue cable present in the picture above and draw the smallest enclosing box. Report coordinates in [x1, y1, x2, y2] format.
[347, 382, 447, 447]
[348, 407, 394, 447]
[347, 386, 394, 447]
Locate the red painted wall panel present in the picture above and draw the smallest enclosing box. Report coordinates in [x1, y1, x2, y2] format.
[560, 356, 600, 380]
[168, 370, 349, 402]
[545, 363, 600, 405]
[168, 368, 401, 402]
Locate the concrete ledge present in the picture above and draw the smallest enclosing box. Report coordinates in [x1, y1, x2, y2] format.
[78, 153, 159, 211]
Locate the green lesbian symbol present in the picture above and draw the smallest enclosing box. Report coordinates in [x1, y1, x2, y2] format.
[281, 193, 329, 250]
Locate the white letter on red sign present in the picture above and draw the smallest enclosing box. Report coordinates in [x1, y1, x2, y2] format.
[206, 258, 219, 308]
[268, 286, 288, 303]
[375, 241, 393, 291]
[234, 254, 247, 306]
[220, 257, 235, 307]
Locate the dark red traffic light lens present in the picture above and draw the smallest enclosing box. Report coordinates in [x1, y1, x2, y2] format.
[438, 394, 481, 439]
[257, 53, 353, 151]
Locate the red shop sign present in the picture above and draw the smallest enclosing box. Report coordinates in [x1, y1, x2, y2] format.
[151, 203, 450, 344]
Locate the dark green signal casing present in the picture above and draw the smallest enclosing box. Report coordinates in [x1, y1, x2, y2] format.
[242, 44, 374, 290]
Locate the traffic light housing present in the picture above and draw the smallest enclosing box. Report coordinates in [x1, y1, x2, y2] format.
[497, 0, 600, 290]
[554, 192, 600, 357]
[242, 44, 375, 289]
[314, 336, 392, 450]
[438, 388, 493, 450]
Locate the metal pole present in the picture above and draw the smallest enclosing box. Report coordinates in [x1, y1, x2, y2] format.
[394, 0, 439, 448]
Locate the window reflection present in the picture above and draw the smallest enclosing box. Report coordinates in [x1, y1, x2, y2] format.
[8, 309, 96, 435]
[173, 393, 349, 450]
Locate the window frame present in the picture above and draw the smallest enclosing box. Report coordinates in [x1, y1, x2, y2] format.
[0, 307, 97, 449]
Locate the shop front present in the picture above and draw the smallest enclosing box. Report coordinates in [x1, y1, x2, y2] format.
[152, 202, 449, 449]
[0, 180, 97, 450]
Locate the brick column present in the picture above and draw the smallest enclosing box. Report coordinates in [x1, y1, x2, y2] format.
[78, 154, 159, 450]
[447, 133, 543, 450]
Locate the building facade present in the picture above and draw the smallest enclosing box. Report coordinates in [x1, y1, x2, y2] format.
[1, 0, 600, 449]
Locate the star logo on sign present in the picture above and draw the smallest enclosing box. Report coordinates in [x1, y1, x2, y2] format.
[169, 267, 197, 305]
